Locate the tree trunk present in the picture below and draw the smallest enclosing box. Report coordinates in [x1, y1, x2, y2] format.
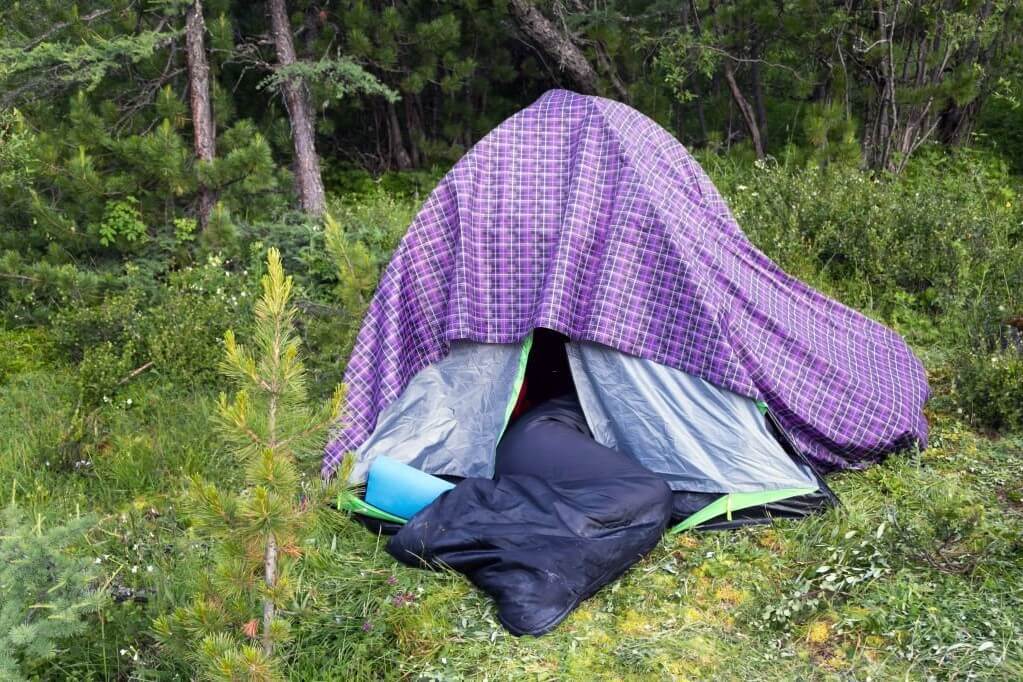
[864, 0, 900, 172]
[750, 59, 768, 150]
[261, 533, 277, 655]
[937, 0, 997, 146]
[937, 98, 981, 146]
[722, 60, 766, 159]
[696, 97, 708, 145]
[507, 0, 601, 96]
[594, 39, 629, 102]
[405, 94, 422, 168]
[673, 100, 685, 142]
[387, 100, 412, 170]
[267, 0, 326, 216]
[184, 0, 216, 230]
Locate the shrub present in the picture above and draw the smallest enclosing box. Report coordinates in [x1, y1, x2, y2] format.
[702, 148, 1023, 426]
[95, 197, 148, 249]
[952, 349, 1023, 430]
[51, 288, 144, 363]
[0, 328, 54, 382]
[706, 149, 1022, 324]
[140, 255, 255, 387]
[295, 191, 416, 395]
[77, 340, 139, 408]
[0, 505, 108, 681]
[0, 249, 116, 326]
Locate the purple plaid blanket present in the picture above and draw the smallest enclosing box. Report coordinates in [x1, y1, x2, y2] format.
[323, 90, 929, 477]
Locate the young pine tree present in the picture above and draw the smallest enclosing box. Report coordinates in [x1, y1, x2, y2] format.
[154, 248, 343, 680]
[0, 505, 108, 681]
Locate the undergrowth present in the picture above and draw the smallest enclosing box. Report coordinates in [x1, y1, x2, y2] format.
[0, 151, 1021, 679]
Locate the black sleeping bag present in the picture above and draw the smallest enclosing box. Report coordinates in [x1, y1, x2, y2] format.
[387, 395, 673, 636]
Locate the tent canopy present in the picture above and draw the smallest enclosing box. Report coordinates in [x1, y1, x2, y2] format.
[324, 89, 929, 478]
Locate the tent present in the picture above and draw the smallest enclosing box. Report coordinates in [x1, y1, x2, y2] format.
[343, 329, 834, 531]
[324, 88, 929, 534]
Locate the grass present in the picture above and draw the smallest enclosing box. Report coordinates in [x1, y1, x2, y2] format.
[1, 153, 1021, 679]
[284, 415, 1022, 681]
[4, 351, 1018, 680]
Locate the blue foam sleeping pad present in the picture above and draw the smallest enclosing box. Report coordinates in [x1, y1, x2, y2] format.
[364, 455, 455, 520]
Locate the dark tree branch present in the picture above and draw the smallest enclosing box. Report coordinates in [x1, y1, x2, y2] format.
[22, 8, 113, 51]
[507, 0, 601, 96]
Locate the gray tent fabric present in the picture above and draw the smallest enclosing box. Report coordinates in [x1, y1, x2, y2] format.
[566, 341, 818, 494]
[348, 340, 527, 483]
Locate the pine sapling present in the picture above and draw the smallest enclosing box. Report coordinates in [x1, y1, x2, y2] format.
[155, 248, 343, 679]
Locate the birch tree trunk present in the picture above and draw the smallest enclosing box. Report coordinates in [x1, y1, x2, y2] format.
[267, 0, 326, 216]
[184, 0, 216, 229]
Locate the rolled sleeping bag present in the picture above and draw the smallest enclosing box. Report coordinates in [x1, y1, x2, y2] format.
[364, 455, 455, 520]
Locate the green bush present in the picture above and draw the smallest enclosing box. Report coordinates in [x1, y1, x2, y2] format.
[296, 190, 417, 395]
[51, 288, 144, 363]
[0, 505, 108, 681]
[77, 340, 139, 407]
[4, 150, 1023, 679]
[324, 165, 445, 199]
[140, 256, 255, 386]
[952, 349, 1023, 430]
[706, 148, 1022, 321]
[0, 248, 117, 326]
[0, 328, 54, 382]
[703, 148, 1023, 426]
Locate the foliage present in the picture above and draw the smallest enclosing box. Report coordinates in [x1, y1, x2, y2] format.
[743, 431, 1023, 678]
[649, 0, 1022, 169]
[0, 249, 116, 325]
[0, 505, 108, 681]
[258, 56, 398, 104]
[141, 256, 256, 386]
[1, 150, 1022, 677]
[319, 193, 412, 314]
[289, 191, 415, 395]
[0, 108, 32, 187]
[953, 349, 1023, 430]
[0, 327, 54, 382]
[97, 197, 148, 248]
[706, 147, 1023, 430]
[153, 249, 342, 679]
[0, 4, 176, 102]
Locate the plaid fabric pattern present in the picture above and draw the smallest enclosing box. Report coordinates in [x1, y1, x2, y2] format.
[323, 90, 929, 477]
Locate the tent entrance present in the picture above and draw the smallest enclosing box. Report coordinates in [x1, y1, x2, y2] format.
[342, 329, 835, 530]
[508, 328, 576, 425]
